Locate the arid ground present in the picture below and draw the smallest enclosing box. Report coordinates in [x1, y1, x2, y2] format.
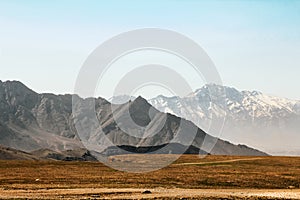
[0, 155, 300, 199]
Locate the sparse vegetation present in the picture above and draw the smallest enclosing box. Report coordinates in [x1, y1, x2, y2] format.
[0, 155, 299, 199]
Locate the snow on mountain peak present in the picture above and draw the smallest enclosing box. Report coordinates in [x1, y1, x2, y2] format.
[149, 85, 300, 155]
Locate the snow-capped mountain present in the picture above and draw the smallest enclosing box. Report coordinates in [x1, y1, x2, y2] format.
[149, 84, 300, 155]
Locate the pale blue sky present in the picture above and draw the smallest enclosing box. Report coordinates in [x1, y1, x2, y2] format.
[0, 0, 300, 99]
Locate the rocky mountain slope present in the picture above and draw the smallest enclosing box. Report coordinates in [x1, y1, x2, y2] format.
[0, 80, 81, 152]
[149, 84, 300, 155]
[0, 80, 267, 156]
[0, 145, 97, 161]
[0, 145, 38, 160]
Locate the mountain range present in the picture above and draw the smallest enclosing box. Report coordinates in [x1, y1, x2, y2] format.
[149, 84, 300, 155]
[0, 80, 267, 159]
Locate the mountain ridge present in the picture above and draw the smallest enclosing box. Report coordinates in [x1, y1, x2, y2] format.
[0, 80, 267, 157]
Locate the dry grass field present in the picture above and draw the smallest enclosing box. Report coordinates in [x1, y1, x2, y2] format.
[0, 155, 300, 199]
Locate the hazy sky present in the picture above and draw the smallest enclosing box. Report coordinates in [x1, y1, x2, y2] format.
[0, 0, 300, 99]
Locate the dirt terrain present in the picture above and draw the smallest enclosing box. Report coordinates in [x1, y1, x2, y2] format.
[1, 188, 300, 199]
[0, 155, 300, 199]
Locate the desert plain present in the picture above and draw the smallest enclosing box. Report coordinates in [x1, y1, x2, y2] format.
[0, 155, 300, 199]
